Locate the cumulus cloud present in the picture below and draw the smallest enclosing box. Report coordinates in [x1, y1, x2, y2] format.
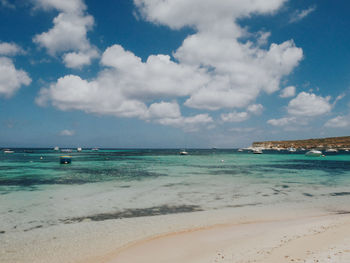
[221, 111, 249, 123]
[280, 86, 296, 98]
[63, 49, 99, 69]
[32, 0, 98, 68]
[37, 0, 304, 130]
[133, 0, 302, 110]
[287, 92, 332, 117]
[221, 104, 262, 123]
[247, 104, 263, 115]
[35, 47, 211, 130]
[0, 42, 23, 56]
[0, 57, 31, 98]
[324, 116, 350, 128]
[32, 0, 86, 13]
[268, 92, 333, 128]
[267, 116, 297, 126]
[289, 6, 316, 23]
[59, 129, 75, 136]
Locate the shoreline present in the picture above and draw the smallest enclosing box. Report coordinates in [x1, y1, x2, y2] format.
[2, 202, 350, 263]
[104, 212, 350, 263]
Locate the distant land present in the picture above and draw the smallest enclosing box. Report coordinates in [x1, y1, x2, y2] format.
[252, 136, 350, 150]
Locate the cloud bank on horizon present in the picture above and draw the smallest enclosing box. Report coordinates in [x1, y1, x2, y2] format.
[0, 0, 348, 146]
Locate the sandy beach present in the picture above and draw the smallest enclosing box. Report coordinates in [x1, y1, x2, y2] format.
[108, 213, 350, 263]
[2, 203, 350, 263]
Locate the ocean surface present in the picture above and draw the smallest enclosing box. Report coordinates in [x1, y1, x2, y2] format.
[1, 149, 350, 235]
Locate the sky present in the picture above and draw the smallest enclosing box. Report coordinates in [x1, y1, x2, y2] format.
[0, 0, 350, 148]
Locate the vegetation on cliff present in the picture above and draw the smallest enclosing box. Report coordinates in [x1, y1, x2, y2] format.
[252, 136, 350, 149]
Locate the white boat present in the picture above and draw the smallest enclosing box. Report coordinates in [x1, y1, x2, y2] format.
[180, 151, 188, 155]
[92, 148, 99, 151]
[3, 149, 14, 153]
[325, 148, 338, 153]
[238, 148, 243, 152]
[54, 146, 59, 151]
[77, 147, 82, 152]
[253, 148, 263, 154]
[287, 147, 297, 152]
[305, 149, 322, 157]
[61, 149, 72, 153]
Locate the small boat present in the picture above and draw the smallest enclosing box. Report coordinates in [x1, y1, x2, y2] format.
[238, 149, 243, 152]
[54, 146, 59, 151]
[180, 151, 188, 155]
[92, 148, 99, 151]
[325, 148, 338, 153]
[253, 148, 263, 154]
[287, 147, 297, 152]
[60, 156, 72, 164]
[305, 149, 322, 157]
[3, 149, 14, 153]
[77, 147, 82, 152]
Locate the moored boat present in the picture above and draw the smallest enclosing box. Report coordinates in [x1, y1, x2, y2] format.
[180, 151, 188, 155]
[305, 149, 322, 157]
[253, 148, 263, 154]
[325, 148, 338, 153]
[60, 156, 72, 164]
[287, 147, 297, 152]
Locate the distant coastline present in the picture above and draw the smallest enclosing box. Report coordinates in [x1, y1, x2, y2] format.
[252, 136, 350, 150]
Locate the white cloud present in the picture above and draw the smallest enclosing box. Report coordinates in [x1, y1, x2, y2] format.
[133, 0, 302, 111]
[247, 104, 263, 115]
[287, 92, 332, 117]
[280, 85, 296, 98]
[221, 111, 249, 123]
[220, 104, 262, 123]
[0, 57, 31, 98]
[32, 0, 98, 68]
[324, 116, 350, 128]
[134, 0, 287, 30]
[0, 42, 23, 56]
[32, 0, 86, 13]
[267, 116, 297, 127]
[333, 93, 345, 106]
[63, 49, 99, 69]
[289, 6, 316, 23]
[37, 0, 304, 130]
[59, 129, 75, 136]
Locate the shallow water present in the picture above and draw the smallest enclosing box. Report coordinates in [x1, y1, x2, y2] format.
[1, 149, 350, 235]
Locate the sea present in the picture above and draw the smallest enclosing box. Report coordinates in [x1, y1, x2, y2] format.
[1, 148, 350, 235]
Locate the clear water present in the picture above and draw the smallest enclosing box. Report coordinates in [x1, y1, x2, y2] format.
[1, 149, 350, 234]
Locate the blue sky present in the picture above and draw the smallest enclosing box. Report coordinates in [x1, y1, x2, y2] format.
[0, 0, 349, 148]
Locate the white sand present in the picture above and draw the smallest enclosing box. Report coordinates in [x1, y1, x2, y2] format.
[1, 203, 350, 263]
[108, 213, 350, 263]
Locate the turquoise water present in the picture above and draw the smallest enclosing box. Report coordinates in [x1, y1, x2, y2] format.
[1, 149, 350, 234]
